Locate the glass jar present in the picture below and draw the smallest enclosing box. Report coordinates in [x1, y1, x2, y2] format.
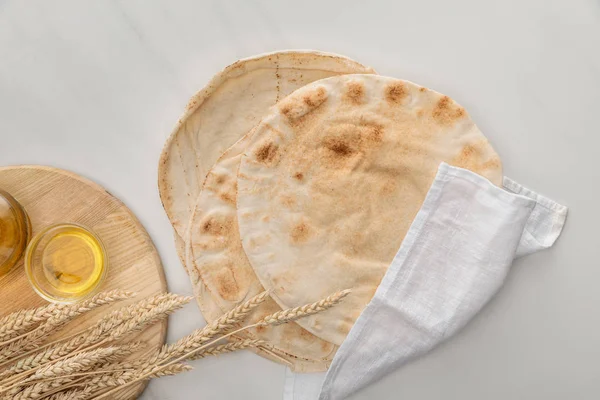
[0, 188, 31, 276]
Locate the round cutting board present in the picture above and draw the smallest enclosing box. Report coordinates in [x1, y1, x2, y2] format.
[0, 165, 167, 400]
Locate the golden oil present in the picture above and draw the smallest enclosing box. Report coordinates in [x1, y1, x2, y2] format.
[0, 188, 31, 276]
[25, 223, 107, 303]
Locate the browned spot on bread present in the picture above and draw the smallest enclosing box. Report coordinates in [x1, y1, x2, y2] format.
[215, 264, 239, 301]
[280, 195, 296, 208]
[280, 103, 293, 117]
[303, 87, 327, 107]
[451, 142, 495, 175]
[201, 215, 232, 236]
[324, 137, 354, 157]
[461, 143, 476, 159]
[293, 172, 304, 181]
[417, 109, 424, 118]
[219, 191, 236, 204]
[366, 123, 384, 142]
[215, 175, 226, 185]
[482, 157, 501, 170]
[419, 87, 427, 92]
[300, 329, 312, 339]
[290, 221, 312, 244]
[344, 81, 365, 105]
[255, 141, 278, 164]
[385, 82, 407, 104]
[280, 86, 328, 122]
[318, 121, 384, 169]
[432, 96, 466, 125]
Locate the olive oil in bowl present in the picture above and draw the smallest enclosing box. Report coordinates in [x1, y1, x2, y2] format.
[25, 223, 107, 303]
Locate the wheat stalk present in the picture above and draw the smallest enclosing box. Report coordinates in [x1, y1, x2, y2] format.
[9, 376, 73, 400]
[257, 290, 351, 326]
[0, 319, 73, 365]
[0, 304, 60, 342]
[82, 363, 191, 391]
[189, 339, 263, 360]
[0, 348, 120, 397]
[155, 291, 269, 363]
[38, 363, 190, 400]
[37, 363, 191, 400]
[0, 293, 188, 382]
[105, 293, 192, 342]
[0, 290, 135, 366]
[46, 387, 92, 400]
[0, 346, 130, 397]
[0, 338, 145, 378]
[0, 290, 134, 344]
[0, 332, 90, 380]
[91, 290, 350, 399]
[26, 347, 121, 383]
[81, 291, 268, 382]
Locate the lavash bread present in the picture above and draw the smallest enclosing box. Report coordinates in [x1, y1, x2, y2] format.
[236, 74, 503, 345]
[185, 131, 337, 372]
[158, 50, 376, 260]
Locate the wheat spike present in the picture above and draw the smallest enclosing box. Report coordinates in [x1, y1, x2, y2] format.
[37, 364, 190, 400]
[189, 339, 263, 360]
[0, 334, 44, 366]
[0, 304, 60, 342]
[0, 333, 89, 380]
[0, 290, 135, 364]
[26, 347, 121, 382]
[10, 376, 73, 400]
[0, 293, 183, 379]
[106, 293, 192, 342]
[258, 290, 351, 326]
[0, 290, 133, 342]
[2, 293, 190, 384]
[90, 290, 348, 400]
[45, 387, 92, 400]
[152, 291, 269, 365]
[81, 362, 191, 392]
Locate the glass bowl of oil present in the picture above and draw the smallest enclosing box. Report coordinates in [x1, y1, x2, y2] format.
[25, 223, 108, 303]
[0, 188, 31, 276]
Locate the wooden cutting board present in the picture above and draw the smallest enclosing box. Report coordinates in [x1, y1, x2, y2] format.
[0, 165, 167, 399]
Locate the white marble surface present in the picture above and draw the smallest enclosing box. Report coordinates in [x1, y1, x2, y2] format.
[0, 1, 598, 399]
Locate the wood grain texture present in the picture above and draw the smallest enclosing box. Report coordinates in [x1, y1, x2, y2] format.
[0, 165, 167, 400]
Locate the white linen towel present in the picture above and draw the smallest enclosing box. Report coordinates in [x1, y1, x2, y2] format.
[284, 163, 567, 400]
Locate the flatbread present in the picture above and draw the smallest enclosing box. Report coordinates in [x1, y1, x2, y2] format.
[159, 50, 375, 249]
[186, 132, 337, 372]
[237, 74, 503, 345]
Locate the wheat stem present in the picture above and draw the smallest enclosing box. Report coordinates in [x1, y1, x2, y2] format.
[0, 293, 188, 384]
[0, 347, 120, 394]
[189, 339, 263, 360]
[0, 290, 135, 367]
[90, 290, 349, 399]
[257, 290, 351, 326]
[0, 290, 133, 344]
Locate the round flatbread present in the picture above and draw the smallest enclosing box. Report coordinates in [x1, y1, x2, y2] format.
[159, 50, 375, 249]
[237, 74, 503, 345]
[185, 132, 337, 372]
